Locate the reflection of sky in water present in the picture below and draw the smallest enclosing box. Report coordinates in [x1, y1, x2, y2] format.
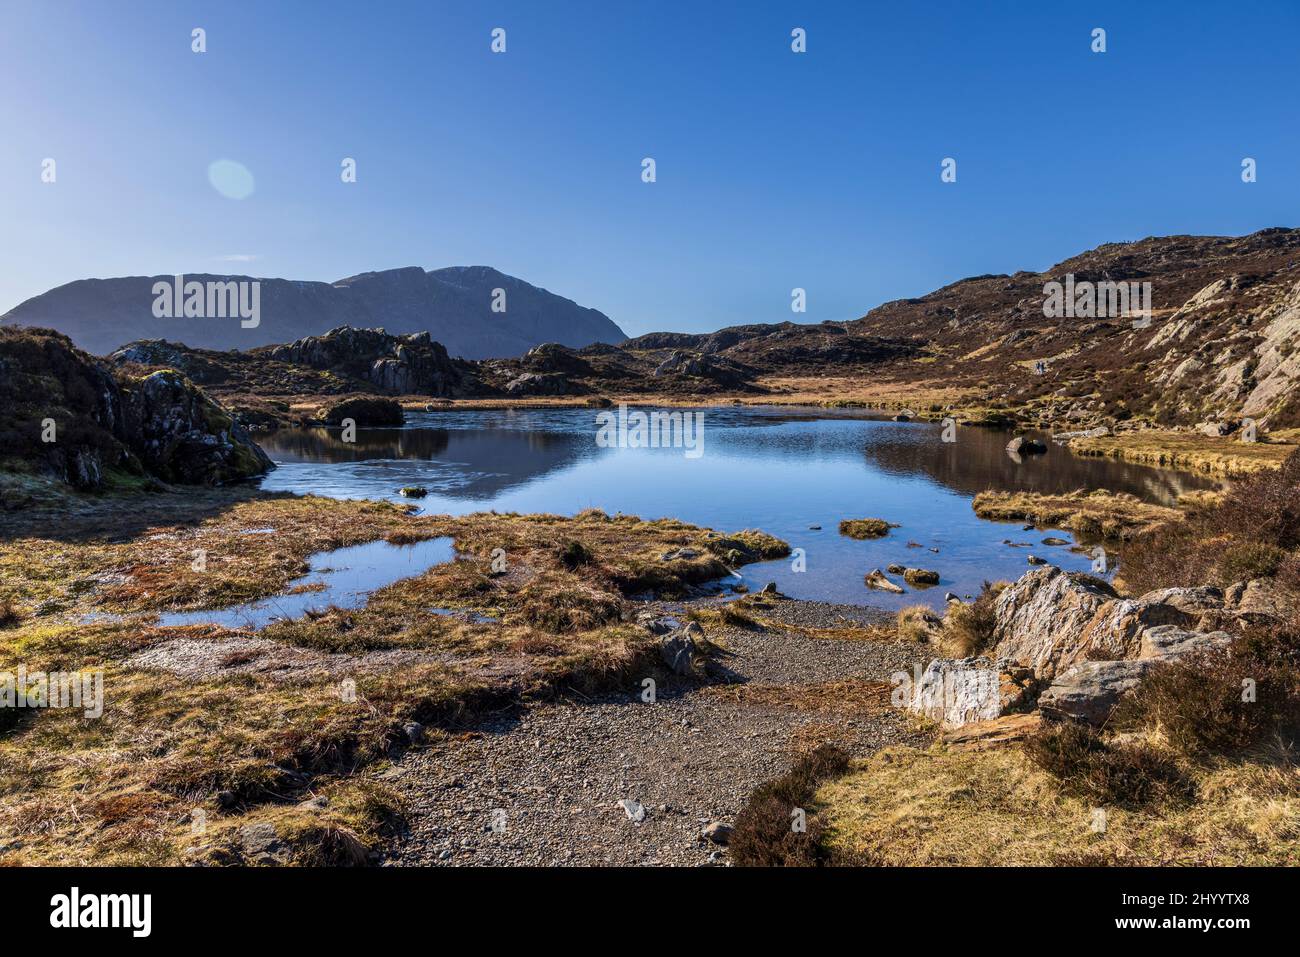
[257, 408, 1215, 610]
[159, 537, 454, 629]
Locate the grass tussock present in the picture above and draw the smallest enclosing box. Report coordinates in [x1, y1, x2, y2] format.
[896, 604, 941, 643]
[937, 580, 1007, 658]
[730, 745, 852, 867]
[838, 518, 896, 540]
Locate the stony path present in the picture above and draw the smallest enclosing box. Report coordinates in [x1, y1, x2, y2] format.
[383, 601, 932, 866]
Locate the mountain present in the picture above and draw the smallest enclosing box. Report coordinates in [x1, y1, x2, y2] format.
[0, 265, 626, 359]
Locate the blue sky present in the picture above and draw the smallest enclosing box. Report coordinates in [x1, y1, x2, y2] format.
[1, 0, 1297, 337]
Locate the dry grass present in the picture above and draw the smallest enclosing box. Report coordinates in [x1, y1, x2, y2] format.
[0, 490, 787, 865]
[704, 679, 893, 716]
[1069, 430, 1295, 476]
[896, 604, 941, 643]
[818, 744, 1300, 866]
[971, 488, 1180, 541]
[937, 580, 1008, 658]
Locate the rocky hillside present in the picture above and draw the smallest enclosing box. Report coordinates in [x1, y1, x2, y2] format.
[0, 327, 271, 493]
[0, 265, 627, 359]
[845, 227, 1300, 429]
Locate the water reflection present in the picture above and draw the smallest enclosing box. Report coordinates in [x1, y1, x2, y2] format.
[254, 408, 1214, 609]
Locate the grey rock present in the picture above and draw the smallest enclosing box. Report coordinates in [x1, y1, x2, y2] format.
[1037, 659, 1158, 725]
[906, 657, 1001, 726]
[618, 799, 646, 823]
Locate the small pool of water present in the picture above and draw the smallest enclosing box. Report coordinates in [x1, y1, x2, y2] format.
[254, 407, 1215, 610]
[158, 536, 455, 630]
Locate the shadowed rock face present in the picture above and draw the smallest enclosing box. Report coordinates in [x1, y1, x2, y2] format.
[0, 327, 271, 490]
[1, 265, 627, 359]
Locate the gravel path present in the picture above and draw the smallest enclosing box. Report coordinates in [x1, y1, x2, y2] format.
[383, 599, 932, 866]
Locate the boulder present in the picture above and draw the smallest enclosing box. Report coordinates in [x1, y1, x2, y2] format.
[1038, 627, 1235, 725]
[1075, 595, 1201, 660]
[660, 621, 704, 676]
[238, 822, 290, 865]
[1137, 625, 1234, 661]
[317, 395, 404, 427]
[865, 569, 904, 593]
[504, 372, 573, 396]
[1006, 436, 1047, 455]
[940, 713, 1043, 751]
[121, 369, 273, 484]
[701, 821, 733, 845]
[991, 567, 1118, 680]
[1225, 578, 1298, 624]
[902, 567, 940, 586]
[1037, 659, 1158, 724]
[906, 657, 1001, 726]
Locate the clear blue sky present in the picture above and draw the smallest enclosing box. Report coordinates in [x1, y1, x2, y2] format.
[1, 0, 1296, 337]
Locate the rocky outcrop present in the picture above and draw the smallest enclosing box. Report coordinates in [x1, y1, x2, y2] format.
[503, 372, 579, 397]
[904, 566, 1262, 729]
[119, 370, 273, 484]
[991, 567, 1118, 680]
[268, 327, 468, 397]
[1036, 660, 1158, 724]
[0, 327, 271, 490]
[651, 351, 752, 389]
[520, 343, 593, 376]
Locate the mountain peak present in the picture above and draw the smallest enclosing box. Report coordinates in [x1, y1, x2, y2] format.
[0, 267, 626, 359]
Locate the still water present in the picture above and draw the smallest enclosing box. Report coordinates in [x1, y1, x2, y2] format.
[257, 407, 1214, 610]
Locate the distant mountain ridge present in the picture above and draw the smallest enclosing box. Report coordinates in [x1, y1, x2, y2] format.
[0, 265, 627, 359]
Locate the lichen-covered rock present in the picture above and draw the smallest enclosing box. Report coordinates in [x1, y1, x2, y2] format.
[121, 369, 274, 484]
[1136, 625, 1234, 661]
[905, 657, 1001, 726]
[1225, 578, 1298, 624]
[1075, 594, 1201, 660]
[992, 567, 1117, 680]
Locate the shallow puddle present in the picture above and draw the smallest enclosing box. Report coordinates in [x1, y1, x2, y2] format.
[158, 536, 455, 630]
